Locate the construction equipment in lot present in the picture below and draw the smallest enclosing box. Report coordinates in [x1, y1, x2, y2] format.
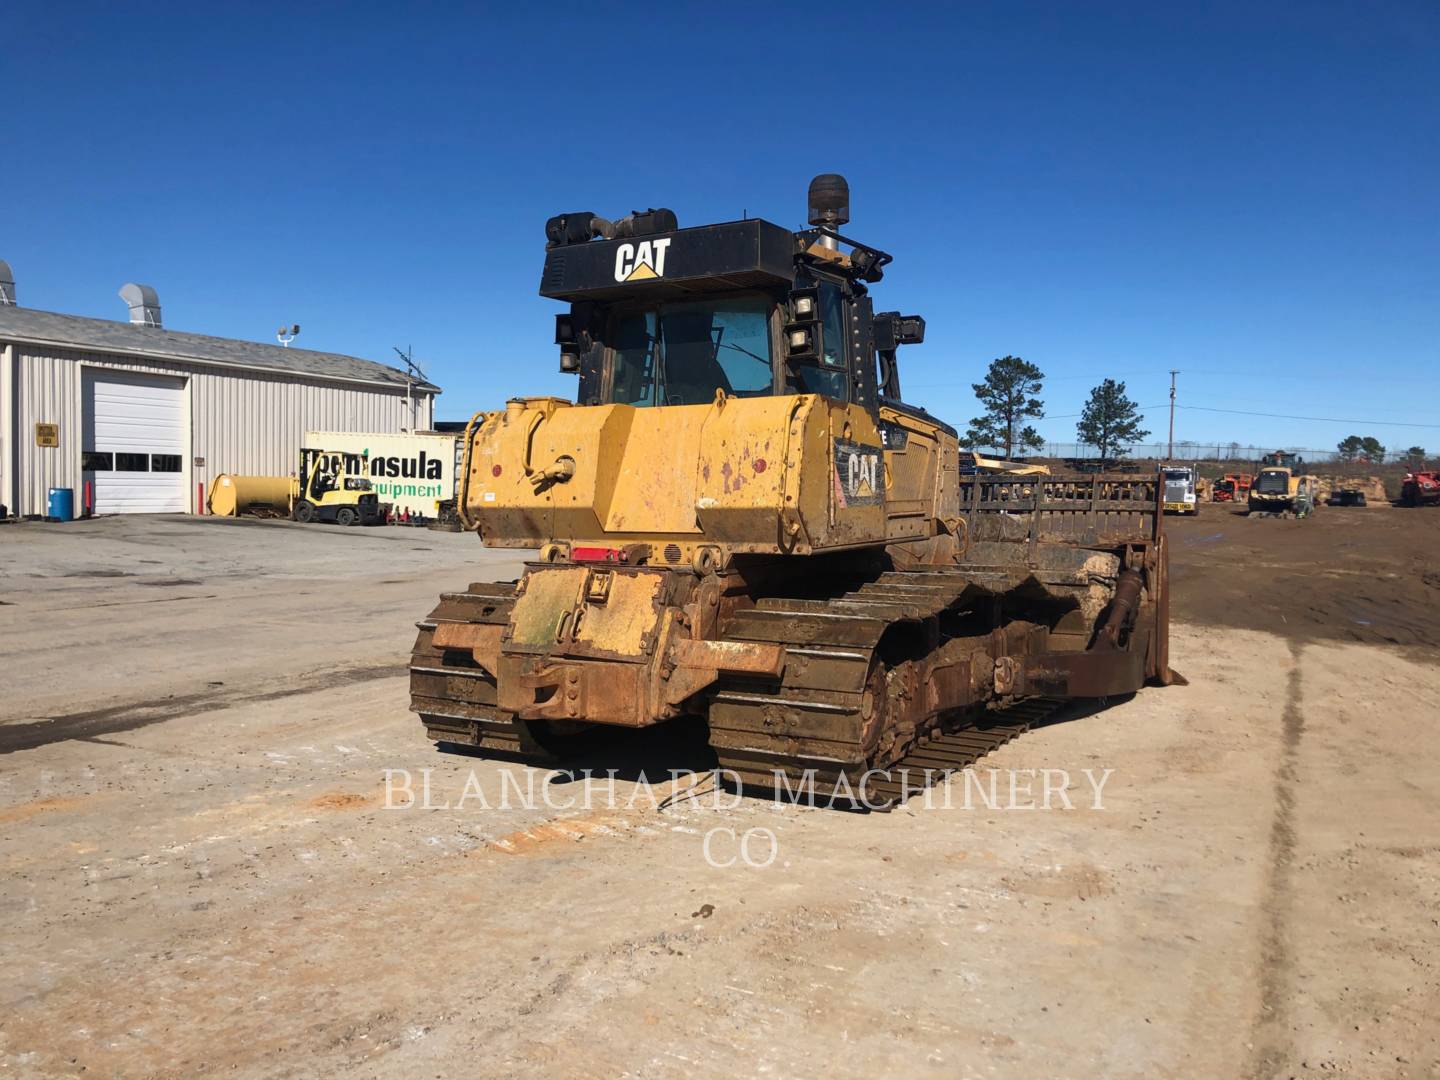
[1248, 467, 1320, 518]
[210, 455, 385, 527]
[1212, 472, 1253, 503]
[209, 451, 381, 525]
[1324, 489, 1370, 509]
[966, 451, 1050, 476]
[208, 475, 294, 518]
[1162, 465, 1199, 514]
[1261, 450, 1304, 470]
[1401, 470, 1440, 507]
[410, 175, 1178, 806]
[293, 450, 382, 525]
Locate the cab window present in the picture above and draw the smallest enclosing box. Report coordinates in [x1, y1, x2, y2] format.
[611, 311, 657, 406]
[606, 299, 774, 406]
[792, 281, 848, 401]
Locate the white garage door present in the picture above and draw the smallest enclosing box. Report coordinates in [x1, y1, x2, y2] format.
[84, 370, 187, 514]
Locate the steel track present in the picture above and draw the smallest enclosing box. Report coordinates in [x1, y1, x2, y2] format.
[410, 573, 1064, 809]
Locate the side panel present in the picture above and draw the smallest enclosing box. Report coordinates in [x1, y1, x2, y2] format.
[879, 403, 957, 541]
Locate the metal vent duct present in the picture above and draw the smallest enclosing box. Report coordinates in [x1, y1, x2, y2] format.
[119, 282, 162, 327]
[0, 260, 14, 306]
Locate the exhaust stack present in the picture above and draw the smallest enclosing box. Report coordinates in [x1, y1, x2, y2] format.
[119, 283, 162, 327]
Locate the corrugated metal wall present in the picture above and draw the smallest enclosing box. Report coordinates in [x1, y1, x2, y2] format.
[4, 343, 435, 516]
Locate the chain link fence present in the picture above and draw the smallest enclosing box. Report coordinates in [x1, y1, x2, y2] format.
[1037, 441, 1347, 464]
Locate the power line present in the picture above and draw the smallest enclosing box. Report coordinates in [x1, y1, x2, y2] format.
[908, 366, 1394, 392]
[1177, 404, 1440, 430]
[1041, 403, 1168, 421]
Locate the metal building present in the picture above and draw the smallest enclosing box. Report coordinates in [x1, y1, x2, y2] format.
[0, 266, 441, 517]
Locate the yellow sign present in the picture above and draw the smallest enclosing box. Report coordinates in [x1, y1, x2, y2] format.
[35, 423, 59, 448]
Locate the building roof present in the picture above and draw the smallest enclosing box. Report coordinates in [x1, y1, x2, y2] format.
[0, 305, 441, 393]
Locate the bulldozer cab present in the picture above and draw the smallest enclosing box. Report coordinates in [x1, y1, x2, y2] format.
[1253, 467, 1292, 494]
[505, 180, 945, 559]
[576, 279, 895, 412]
[543, 199, 924, 430]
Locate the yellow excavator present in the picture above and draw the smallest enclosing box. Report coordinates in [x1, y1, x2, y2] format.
[410, 175, 1177, 805]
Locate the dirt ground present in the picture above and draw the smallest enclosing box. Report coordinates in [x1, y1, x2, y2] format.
[1167, 502, 1440, 648]
[2, 511, 1438, 1078]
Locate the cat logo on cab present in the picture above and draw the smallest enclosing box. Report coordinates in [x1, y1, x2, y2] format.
[614, 238, 672, 282]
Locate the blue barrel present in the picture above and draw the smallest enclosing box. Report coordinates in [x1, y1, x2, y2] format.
[47, 487, 75, 521]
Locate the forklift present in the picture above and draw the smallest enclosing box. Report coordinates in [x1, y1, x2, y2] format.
[292, 450, 382, 526]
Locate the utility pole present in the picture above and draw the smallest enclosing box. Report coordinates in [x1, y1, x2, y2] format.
[1167, 369, 1179, 460]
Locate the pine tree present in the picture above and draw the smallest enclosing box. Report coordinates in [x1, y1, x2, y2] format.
[962, 356, 1045, 459]
[1076, 379, 1150, 460]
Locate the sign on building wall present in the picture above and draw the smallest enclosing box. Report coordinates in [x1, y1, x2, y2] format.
[34, 423, 59, 447]
[301, 431, 459, 518]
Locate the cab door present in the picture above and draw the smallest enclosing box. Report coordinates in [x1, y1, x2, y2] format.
[807, 280, 887, 547]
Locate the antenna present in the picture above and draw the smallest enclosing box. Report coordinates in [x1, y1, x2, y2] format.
[394, 346, 430, 432]
[277, 323, 300, 347]
[393, 345, 429, 385]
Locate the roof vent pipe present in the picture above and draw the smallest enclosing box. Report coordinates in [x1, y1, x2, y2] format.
[0, 260, 14, 306]
[119, 283, 162, 327]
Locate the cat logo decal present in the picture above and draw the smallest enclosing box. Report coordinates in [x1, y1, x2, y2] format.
[614, 238, 672, 282]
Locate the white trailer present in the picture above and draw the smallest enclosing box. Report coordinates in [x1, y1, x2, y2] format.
[302, 430, 459, 520]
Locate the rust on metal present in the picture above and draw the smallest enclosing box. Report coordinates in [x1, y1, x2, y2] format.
[407, 180, 1174, 801]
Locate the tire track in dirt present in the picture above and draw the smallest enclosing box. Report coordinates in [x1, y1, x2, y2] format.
[0, 662, 406, 754]
[1248, 639, 1305, 1078]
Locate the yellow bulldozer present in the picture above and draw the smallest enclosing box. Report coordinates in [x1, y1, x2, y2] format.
[1247, 466, 1319, 518]
[410, 175, 1177, 806]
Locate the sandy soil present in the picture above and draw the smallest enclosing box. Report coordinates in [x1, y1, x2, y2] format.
[1, 513, 1437, 1078]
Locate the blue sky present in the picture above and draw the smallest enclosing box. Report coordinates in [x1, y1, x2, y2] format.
[6, 2, 1437, 453]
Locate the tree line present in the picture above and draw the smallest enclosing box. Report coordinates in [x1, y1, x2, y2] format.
[1335, 435, 1427, 466]
[957, 356, 1428, 466]
[960, 356, 1147, 460]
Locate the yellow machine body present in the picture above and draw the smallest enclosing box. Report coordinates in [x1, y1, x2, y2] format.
[1248, 467, 1320, 517]
[458, 394, 961, 567]
[207, 474, 293, 517]
[409, 177, 1174, 802]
